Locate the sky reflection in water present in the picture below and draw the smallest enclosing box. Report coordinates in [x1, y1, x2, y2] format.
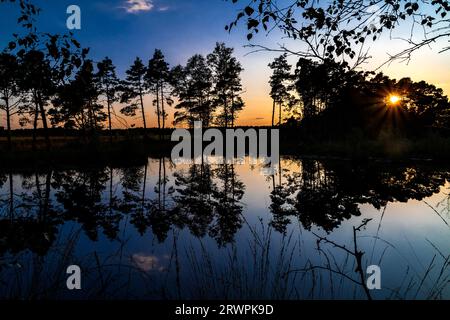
[0, 157, 449, 300]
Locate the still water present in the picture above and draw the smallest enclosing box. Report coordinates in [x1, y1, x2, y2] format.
[0, 157, 449, 299]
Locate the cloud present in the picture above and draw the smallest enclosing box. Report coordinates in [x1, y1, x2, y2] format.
[132, 254, 166, 272]
[158, 6, 170, 12]
[122, 0, 154, 13]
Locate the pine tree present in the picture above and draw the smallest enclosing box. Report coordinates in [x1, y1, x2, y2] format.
[268, 54, 292, 127]
[172, 55, 214, 127]
[120, 57, 148, 131]
[0, 53, 22, 150]
[147, 49, 171, 131]
[97, 57, 120, 143]
[207, 43, 244, 127]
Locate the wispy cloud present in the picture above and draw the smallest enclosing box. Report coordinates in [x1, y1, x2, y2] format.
[158, 6, 170, 12]
[122, 0, 154, 13]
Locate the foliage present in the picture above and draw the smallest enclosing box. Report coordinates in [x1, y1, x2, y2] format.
[226, 0, 450, 65]
[172, 54, 215, 127]
[207, 42, 244, 127]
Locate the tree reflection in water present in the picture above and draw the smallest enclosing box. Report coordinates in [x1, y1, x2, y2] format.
[270, 159, 450, 233]
[0, 157, 448, 299]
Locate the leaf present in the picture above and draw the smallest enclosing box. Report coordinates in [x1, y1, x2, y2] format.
[247, 18, 259, 29]
[71, 39, 80, 48]
[244, 6, 254, 16]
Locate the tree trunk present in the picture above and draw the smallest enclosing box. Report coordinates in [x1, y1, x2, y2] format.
[110, 167, 113, 217]
[161, 84, 165, 130]
[43, 171, 51, 220]
[272, 100, 275, 127]
[107, 97, 113, 145]
[231, 96, 234, 128]
[158, 158, 162, 210]
[9, 171, 13, 221]
[80, 110, 87, 144]
[35, 173, 42, 211]
[156, 84, 161, 130]
[142, 162, 147, 213]
[38, 96, 51, 150]
[139, 89, 147, 130]
[224, 94, 229, 128]
[279, 102, 282, 126]
[5, 97, 11, 150]
[162, 157, 166, 211]
[32, 102, 39, 151]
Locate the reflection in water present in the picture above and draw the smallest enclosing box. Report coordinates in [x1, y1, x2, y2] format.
[0, 157, 449, 299]
[270, 160, 450, 233]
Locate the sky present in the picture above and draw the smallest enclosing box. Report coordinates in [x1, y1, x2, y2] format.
[1, 0, 449, 128]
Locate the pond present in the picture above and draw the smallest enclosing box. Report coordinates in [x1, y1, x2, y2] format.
[0, 157, 449, 300]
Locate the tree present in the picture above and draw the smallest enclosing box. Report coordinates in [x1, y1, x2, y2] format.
[51, 60, 106, 136]
[268, 54, 292, 126]
[230, 96, 245, 127]
[172, 55, 215, 127]
[207, 42, 244, 127]
[226, 0, 450, 66]
[120, 57, 148, 131]
[146, 49, 172, 131]
[19, 50, 55, 150]
[290, 57, 450, 137]
[0, 53, 22, 149]
[4, 0, 88, 150]
[96, 57, 120, 143]
[294, 58, 369, 120]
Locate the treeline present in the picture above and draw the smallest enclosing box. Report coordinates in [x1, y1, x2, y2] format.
[0, 0, 245, 150]
[269, 54, 450, 138]
[0, 42, 245, 150]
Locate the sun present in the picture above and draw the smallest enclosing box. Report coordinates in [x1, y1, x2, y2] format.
[388, 95, 401, 105]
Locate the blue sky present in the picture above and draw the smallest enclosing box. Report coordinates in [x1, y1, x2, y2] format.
[1, 0, 449, 127]
[1, 0, 284, 126]
[1, 0, 253, 72]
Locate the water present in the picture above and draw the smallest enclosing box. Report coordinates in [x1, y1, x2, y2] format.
[0, 157, 449, 300]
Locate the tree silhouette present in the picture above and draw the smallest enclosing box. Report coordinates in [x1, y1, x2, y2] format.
[210, 164, 245, 246]
[96, 57, 120, 143]
[3, 0, 87, 149]
[173, 163, 217, 237]
[226, 0, 450, 66]
[172, 55, 215, 127]
[19, 50, 55, 150]
[147, 49, 172, 131]
[0, 0, 39, 29]
[51, 60, 107, 138]
[52, 168, 112, 241]
[269, 159, 450, 233]
[268, 54, 293, 126]
[0, 53, 23, 150]
[207, 42, 244, 127]
[120, 57, 148, 131]
[0, 170, 60, 257]
[294, 58, 367, 120]
[118, 165, 148, 235]
[147, 157, 177, 242]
